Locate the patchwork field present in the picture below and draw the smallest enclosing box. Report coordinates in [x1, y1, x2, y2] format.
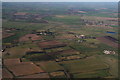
[2, 2, 118, 79]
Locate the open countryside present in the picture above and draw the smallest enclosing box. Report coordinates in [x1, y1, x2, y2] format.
[2, 2, 119, 79]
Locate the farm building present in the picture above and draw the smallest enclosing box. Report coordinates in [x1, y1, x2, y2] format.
[36, 29, 54, 35]
[75, 34, 85, 39]
[19, 34, 42, 42]
[38, 40, 66, 49]
[103, 50, 116, 55]
[75, 34, 96, 39]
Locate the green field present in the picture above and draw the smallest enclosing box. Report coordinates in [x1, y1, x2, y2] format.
[59, 56, 109, 74]
[34, 61, 64, 72]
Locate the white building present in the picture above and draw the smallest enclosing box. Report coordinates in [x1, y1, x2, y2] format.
[103, 50, 115, 55]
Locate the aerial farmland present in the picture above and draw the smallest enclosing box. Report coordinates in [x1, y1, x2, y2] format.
[2, 2, 119, 79]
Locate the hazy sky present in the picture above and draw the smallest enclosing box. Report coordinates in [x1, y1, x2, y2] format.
[1, 0, 120, 2]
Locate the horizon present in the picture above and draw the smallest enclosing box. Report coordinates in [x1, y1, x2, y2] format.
[1, 0, 119, 2]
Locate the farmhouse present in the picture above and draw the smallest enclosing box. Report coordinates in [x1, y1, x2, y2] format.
[38, 40, 66, 49]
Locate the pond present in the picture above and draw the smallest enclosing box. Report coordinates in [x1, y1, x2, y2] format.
[106, 31, 116, 34]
